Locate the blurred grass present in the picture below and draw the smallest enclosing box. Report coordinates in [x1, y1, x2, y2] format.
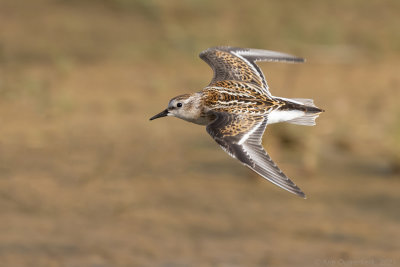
[1, 0, 400, 266]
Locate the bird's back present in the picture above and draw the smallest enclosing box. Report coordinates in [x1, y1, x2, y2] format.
[201, 81, 279, 115]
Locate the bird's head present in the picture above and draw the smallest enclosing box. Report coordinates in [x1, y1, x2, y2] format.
[150, 94, 199, 122]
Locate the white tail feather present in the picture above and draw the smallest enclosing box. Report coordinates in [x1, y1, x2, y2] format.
[290, 98, 316, 107]
[287, 113, 319, 126]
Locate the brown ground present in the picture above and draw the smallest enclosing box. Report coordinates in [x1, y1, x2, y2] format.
[1, 0, 400, 266]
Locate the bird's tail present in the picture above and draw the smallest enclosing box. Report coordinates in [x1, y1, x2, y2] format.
[283, 98, 324, 126]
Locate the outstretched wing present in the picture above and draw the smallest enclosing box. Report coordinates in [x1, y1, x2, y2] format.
[199, 46, 304, 96]
[206, 112, 306, 198]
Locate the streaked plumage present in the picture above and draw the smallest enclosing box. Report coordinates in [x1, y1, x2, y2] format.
[150, 46, 324, 198]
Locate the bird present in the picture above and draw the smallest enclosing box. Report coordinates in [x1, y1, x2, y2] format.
[150, 46, 324, 198]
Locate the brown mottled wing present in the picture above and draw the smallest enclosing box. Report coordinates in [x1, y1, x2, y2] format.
[206, 113, 265, 165]
[206, 112, 306, 198]
[199, 46, 304, 96]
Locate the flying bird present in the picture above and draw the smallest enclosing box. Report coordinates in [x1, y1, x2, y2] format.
[150, 46, 324, 198]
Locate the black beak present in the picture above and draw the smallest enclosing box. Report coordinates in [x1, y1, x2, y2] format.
[149, 109, 169, 120]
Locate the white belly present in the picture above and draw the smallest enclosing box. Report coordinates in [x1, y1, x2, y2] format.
[267, 110, 305, 124]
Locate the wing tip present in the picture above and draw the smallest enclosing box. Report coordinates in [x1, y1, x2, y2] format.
[287, 184, 307, 199]
[296, 57, 306, 63]
[297, 190, 307, 199]
[199, 46, 306, 70]
[282, 56, 305, 63]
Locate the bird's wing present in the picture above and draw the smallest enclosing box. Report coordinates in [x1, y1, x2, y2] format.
[199, 46, 304, 97]
[206, 112, 306, 198]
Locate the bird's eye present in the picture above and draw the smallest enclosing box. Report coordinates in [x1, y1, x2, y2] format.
[177, 102, 182, 108]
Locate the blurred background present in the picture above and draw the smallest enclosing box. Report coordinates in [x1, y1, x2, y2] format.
[1, 0, 399, 266]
